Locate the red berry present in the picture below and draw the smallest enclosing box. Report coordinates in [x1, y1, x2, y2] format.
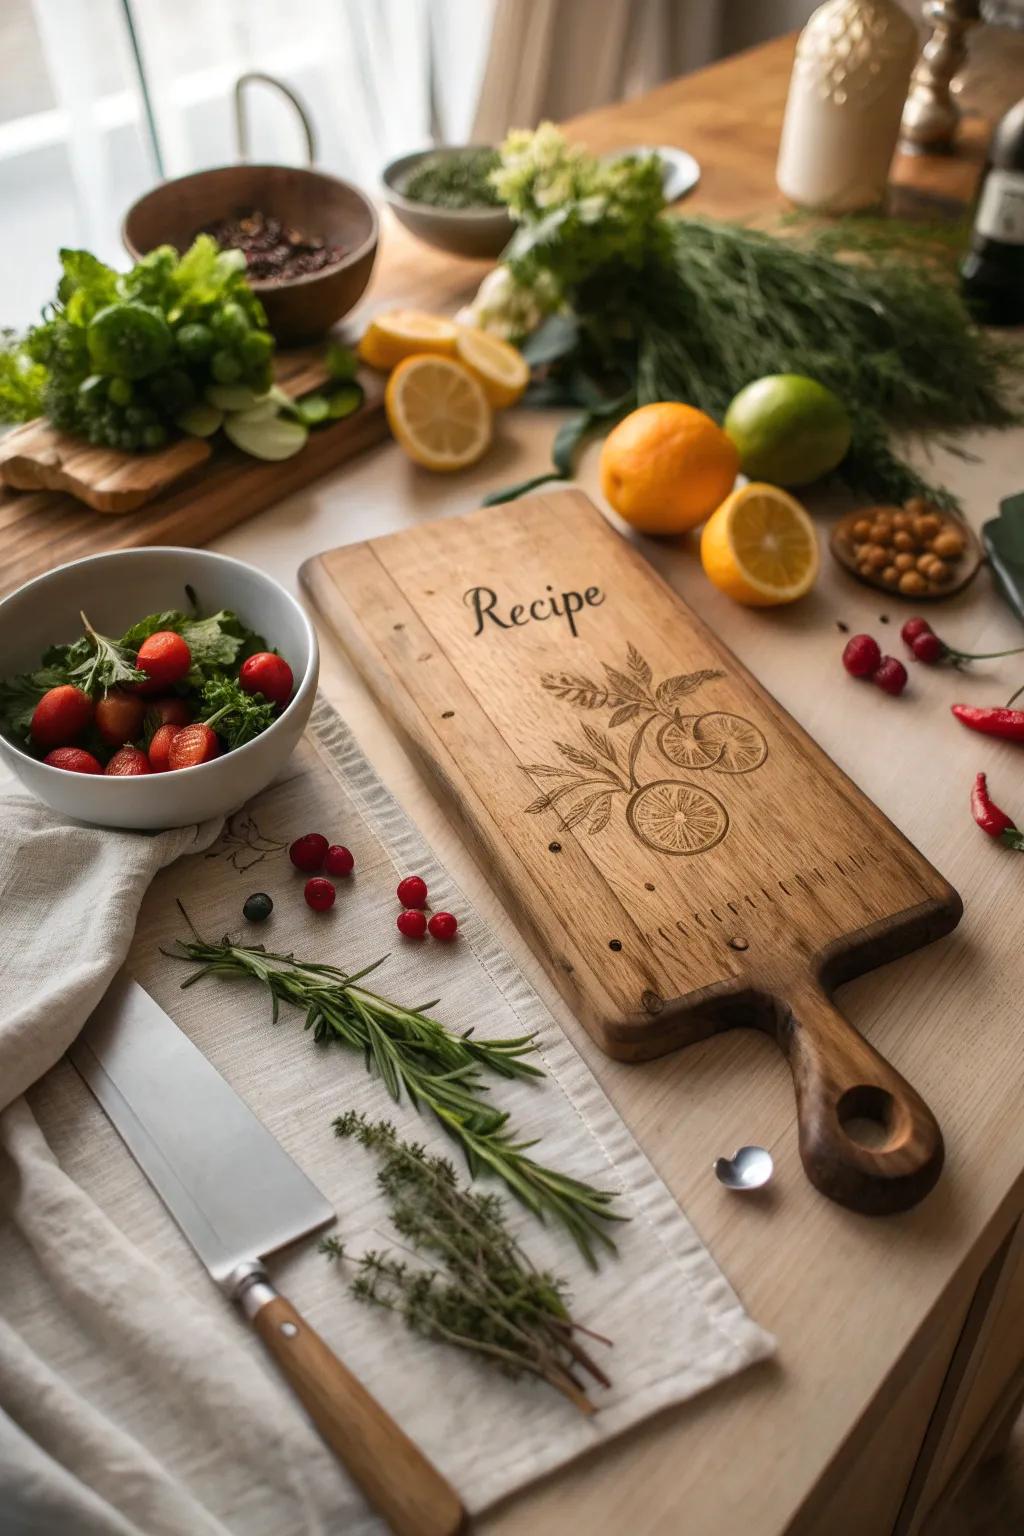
[135, 631, 191, 694]
[910, 631, 944, 665]
[397, 909, 428, 939]
[31, 685, 94, 750]
[167, 722, 220, 769]
[325, 844, 354, 876]
[148, 722, 181, 772]
[43, 747, 102, 774]
[842, 634, 881, 679]
[396, 875, 429, 909]
[148, 696, 192, 727]
[239, 652, 294, 708]
[872, 656, 908, 696]
[901, 617, 933, 647]
[289, 833, 329, 872]
[105, 746, 152, 776]
[304, 877, 336, 912]
[95, 688, 146, 747]
[428, 911, 458, 942]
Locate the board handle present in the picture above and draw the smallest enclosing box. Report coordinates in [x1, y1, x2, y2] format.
[234, 1268, 465, 1536]
[780, 984, 944, 1215]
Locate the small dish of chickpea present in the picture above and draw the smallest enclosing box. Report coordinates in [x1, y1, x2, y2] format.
[830, 498, 982, 600]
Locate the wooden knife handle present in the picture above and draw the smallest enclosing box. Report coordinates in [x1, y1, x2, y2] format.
[781, 983, 944, 1215]
[246, 1284, 465, 1536]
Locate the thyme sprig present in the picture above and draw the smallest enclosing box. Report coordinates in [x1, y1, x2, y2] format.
[167, 907, 623, 1264]
[322, 1113, 612, 1412]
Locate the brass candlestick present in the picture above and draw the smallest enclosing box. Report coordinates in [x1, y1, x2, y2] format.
[900, 0, 981, 152]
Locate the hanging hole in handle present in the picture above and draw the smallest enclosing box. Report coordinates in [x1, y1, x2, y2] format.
[837, 1084, 898, 1150]
[234, 72, 317, 166]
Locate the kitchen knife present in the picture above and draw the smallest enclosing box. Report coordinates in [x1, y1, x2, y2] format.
[69, 971, 465, 1536]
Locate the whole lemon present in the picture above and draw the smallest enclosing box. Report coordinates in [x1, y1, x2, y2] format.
[599, 402, 739, 536]
[723, 374, 851, 488]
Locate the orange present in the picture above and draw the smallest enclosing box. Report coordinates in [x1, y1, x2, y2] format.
[599, 402, 739, 536]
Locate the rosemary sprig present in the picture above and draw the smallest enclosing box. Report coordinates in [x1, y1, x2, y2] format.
[167, 906, 624, 1264]
[322, 1113, 612, 1412]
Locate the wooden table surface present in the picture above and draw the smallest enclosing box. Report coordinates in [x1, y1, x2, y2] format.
[206, 35, 1024, 1536]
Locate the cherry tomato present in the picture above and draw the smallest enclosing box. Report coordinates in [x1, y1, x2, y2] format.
[397, 909, 427, 939]
[304, 878, 336, 912]
[95, 688, 146, 747]
[167, 723, 220, 769]
[31, 685, 94, 750]
[148, 696, 192, 727]
[135, 631, 191, 694]
[106, 746, 152, 776]
[147, 722, 181, 772]
[324, 845, 354, 876]
[239, 652, 294, 707]
[43, 747, 102, 774]
[396, 875, 428, 909]
[289, 834, 328, 872]
[427, 912, 458, 942]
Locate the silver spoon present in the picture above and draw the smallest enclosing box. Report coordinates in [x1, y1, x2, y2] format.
[714, 1145, 774, 1191]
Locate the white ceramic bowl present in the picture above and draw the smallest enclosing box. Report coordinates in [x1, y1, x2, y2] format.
[0, 547, 318, 830]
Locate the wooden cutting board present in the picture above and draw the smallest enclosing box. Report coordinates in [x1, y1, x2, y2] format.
[0, 350, 386, 599]
[301, 490, 963, 1214]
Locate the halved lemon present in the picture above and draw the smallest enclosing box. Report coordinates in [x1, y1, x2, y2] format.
[700, 482, 819, 606]
[358, 310, 459, 371]
[455, 327, 529, 409]
[385, 355, 492, 472]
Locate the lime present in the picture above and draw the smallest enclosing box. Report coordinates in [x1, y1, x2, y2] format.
[723, 374, 851, 488]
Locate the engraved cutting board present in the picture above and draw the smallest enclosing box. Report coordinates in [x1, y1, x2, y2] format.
[301, 489, 962, 1214]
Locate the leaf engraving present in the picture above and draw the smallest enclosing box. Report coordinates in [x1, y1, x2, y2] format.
[560, 793, 606, 830]
[541, 672, 609, 709]
[556, 741, 602, 770]
[603, 664, 649, 703]
[608, 702, 641, 728]
[582, 722, 618, 764]
[522, 763, 574, 777]
[524, 780, 593, 814]
[589, 794, 612, 834]
[627, 644, 653, 687]
[655, 669, 724, 708]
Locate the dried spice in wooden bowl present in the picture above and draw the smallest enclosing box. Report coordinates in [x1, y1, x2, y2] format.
[830, 498, 982, 600]
[202, 209, 348, 283]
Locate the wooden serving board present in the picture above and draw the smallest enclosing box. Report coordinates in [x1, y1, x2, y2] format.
[302, 490, 963, 1215]
[0, 350, 386, 599]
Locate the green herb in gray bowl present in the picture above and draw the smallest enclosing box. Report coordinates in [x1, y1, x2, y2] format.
[402, 147, 503, 210]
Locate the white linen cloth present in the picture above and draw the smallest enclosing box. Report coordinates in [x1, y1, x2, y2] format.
[0, 701, 773, 1534]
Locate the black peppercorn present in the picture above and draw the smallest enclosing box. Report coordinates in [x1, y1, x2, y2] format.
[243, 892, 274, 923]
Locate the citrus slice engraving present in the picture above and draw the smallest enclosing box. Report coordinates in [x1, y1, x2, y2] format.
[626, 780, 728, 856]
[656, 716, 723, 771]
[692, 712, 767, 774]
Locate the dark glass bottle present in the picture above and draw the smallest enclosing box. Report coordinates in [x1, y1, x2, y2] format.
[960, 96, 1024, 326]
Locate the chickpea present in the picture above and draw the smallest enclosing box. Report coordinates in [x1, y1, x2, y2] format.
[893, 529, 914, 552]
[899, 570, 928, 595]
[894, 552, 916, 572]
[866, 544, 889, 570]
[920, 555, 945, 580]
[853, 518, 873, 540]
[930, 559, 954, 584]
[932, 529, 964, 560]
[914, 513, 942, 541]
[858, 562, 875, 579]
[892, 511, 911, 531]
[870, 522, 893, 544]
[881, 565, 900, 586]
[904, 497, 929, 517]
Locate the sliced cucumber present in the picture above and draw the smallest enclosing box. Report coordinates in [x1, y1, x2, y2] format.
[295, 393, 330, 426]
[223, 410, 308, 461]
[205, 383, 271, 413]
[229, 398, 279, 425]
[176, 402, 224, 438]
[326, 383, 364, 420]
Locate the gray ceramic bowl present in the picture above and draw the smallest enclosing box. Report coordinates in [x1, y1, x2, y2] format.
[381, 146, 513, 260]
[0, 547, 318, 830]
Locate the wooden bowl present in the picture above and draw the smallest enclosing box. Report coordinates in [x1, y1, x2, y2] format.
[123, 164, 378, 345]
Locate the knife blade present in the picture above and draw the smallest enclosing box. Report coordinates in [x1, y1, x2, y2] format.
[70, 972, 464, 1536]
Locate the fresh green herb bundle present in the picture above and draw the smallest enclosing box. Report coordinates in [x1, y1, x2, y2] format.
[168, 912, 623, 1263]
[480, 126, 1023, 509]
[322, 1113, 611, 1412]
[0, 239, 273, 452]
[403, 148, 503, 210]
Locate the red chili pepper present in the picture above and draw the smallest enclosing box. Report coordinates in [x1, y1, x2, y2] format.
[951, 704, 1024, 741]
[971, 773, 1024, 850]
